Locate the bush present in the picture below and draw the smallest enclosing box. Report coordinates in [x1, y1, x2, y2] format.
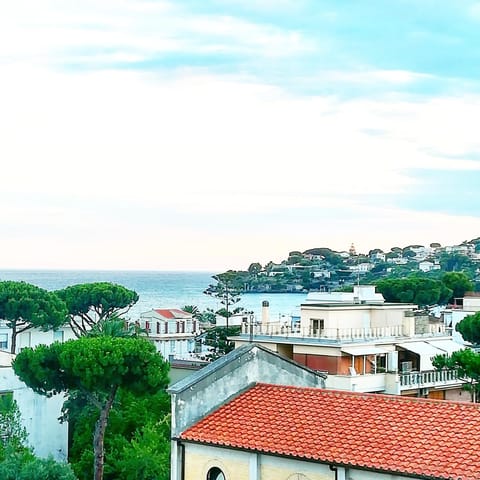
[0, 447, 77, 480]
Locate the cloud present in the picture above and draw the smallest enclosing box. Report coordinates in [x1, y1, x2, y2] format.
[1, 1, 480, 270]
[1, 66, 479, 206]
[322, 69, 433, 86]
[0, 0, 314, 70]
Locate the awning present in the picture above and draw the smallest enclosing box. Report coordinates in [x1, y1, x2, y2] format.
[427, 339, 464, 355]
[397, 341, 444, 370]
[341, 346, 389, 356]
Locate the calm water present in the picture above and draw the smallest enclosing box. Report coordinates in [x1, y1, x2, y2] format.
[0, 270, 306, 321]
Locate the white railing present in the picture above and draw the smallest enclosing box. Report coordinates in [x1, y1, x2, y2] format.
[241, 322, 446, 341]
[400, 369, 459, 388]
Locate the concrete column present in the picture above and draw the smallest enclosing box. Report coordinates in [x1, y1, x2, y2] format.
[402, 315, 415, 337]
[249, 452, 260, 480]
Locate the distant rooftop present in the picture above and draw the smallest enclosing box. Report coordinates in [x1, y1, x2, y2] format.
[305, 285, 384, 305]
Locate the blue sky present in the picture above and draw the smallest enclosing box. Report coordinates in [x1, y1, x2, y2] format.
[1, 1, 480, 270]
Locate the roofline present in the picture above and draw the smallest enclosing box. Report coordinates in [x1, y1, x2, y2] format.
[167, 343, 326, 395]
[173, 438, 443, 480]
[301, 302, 418, 309]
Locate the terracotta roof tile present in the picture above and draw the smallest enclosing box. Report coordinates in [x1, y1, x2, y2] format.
[153, 308, 189, 318]
[181, 384, 480, 480]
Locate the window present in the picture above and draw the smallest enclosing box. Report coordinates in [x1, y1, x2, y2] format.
[0, 334, 7, 350]
[310, 318, 324, 335]
[207, 467, 225, 480]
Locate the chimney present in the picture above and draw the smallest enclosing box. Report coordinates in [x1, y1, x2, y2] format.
[261, 300, 270, 325]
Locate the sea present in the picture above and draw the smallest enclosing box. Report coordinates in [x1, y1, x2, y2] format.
[0, 270, 306, 322]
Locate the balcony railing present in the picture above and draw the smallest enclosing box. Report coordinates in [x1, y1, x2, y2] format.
[399, 369, 460, 389]
[326, 373, 387, 393]
[241, 322, 446, 341]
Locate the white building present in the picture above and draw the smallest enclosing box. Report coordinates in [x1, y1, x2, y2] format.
[443, 292, 480, 345]
[138, 308, 201, 361]
[0, 321, 76, 354]
[370, 251, 386, 262]
[233, 286, 466, 401]
[349, 262, 374, 273]
[215, 311, 254, 327]
[418, 260, 441, 272]
[0, 350, 67, 461]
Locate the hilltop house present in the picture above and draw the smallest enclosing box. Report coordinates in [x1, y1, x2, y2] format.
[0, 350, 67, 461]
[232, 285, 466, 400]
[170, 343, 480, 480]
[418, 260, 441, 272]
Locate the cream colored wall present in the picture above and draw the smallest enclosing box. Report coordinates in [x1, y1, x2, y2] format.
[370, 309, 404, 328]
[182, 443, 414, 480]
[463, 297, 480, 312]
[184, 444, 250, 480]
[445, 387, 470, 402]
[293, 345, 341, 356]
[300, 308, 367, 330]
[260, 455, 332, 480]
[301, 306, 411, 331]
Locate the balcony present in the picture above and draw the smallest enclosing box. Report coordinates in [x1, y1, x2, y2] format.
[240, 321, 447, 343]
[326, 373, 387, 393]
[399, 369, 461, 390]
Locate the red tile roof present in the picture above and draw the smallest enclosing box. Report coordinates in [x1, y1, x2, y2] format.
[153, 309, 189, 319]
[181, 384, 480, 480]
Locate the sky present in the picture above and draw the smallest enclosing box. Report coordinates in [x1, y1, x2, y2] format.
[1, 0, 480, 271]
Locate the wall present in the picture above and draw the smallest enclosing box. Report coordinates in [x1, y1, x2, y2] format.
[0, 365, 67, 461]
[182, 443, 416, 480]
[445, 387, 470, 402]
[370, 309, 405, 329]
[463, 296, 480, 312]
[300, 305, 412, 332]
[414, 315, 430, 334]
[293, 353, 340, 373]
[169, 345, 325, 438]
[325, 373, 387, 393]
[169, 345, 325, 480]
[0, 325, 76, 354]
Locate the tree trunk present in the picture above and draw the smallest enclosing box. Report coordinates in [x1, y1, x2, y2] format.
[10, 325, 17, 354]
[93, 387, 117, 480]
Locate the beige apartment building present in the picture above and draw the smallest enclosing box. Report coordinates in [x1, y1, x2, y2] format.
[232, 285, 466, 400]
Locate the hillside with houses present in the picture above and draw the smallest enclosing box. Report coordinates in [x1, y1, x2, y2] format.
[225, 237, 480, 293]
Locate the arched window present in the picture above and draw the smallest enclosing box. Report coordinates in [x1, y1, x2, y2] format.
[207, 467, 225, 480]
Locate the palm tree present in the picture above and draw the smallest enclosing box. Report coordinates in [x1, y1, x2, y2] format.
[86, 315, 144, 338]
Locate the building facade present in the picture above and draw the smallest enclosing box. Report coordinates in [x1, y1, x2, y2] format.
[0, 350, 67, 461]
[171, 345, 480, 480]
[233, 286, 466, 400]
[138, 308, 201, 361]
